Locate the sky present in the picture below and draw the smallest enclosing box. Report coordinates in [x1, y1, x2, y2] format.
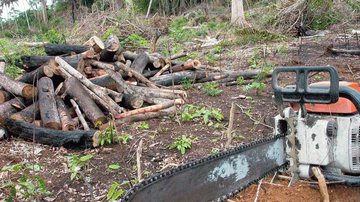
[1, 0, 52, 19]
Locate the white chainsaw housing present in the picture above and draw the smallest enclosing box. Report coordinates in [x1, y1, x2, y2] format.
[274, 107, 360, 178]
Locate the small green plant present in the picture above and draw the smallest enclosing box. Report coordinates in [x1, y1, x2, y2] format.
[243, 82, 266, 94]
[121, 33, 149, 48]
[202, 82, 223, 96]
[138, 122, 149, 130]
[102, 27, 117, 40]
[181, 105, 224, 126]
[169, 135, 192, 155]
[236, 76, 245, 86]
[1, 163, 50, 201]
[107, 181, 129, 201]
[42, 29, 65, 44]
[108, 164, 121, 171]
[67, 154, 93, 181]
[233, 28, 286, 45]
[98, 121, 117, 146]
[115, 134, 132, 144]
[181, 78, 193, 90]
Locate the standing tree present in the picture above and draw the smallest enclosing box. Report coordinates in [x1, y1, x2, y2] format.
[41, 0, 47, 26]
[231, 0, 250, 27]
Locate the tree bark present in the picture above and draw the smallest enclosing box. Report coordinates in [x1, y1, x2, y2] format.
[10, 102, 39, 123]
[19, 56, 82, 72]
[100, 35, 121, 62]
[64, 77, 107, 126]
[231, 0, 249, 27]
[17, 63, 54, 84]
[90, 75, 118, 90]
[130, 52, 150, 74]
[55, 96, 76, 131]
[38, 77, 61, 130]
[45, 44, 90, 56]
[0, 73, 37, 99]
[4, 118, 101, 148]
[150, 70, 207, 86]
[41, 0, 48, 26]
[0, 98, 25, 125]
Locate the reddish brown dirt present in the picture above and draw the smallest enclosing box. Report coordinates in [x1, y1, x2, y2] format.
[1, 29, 360, 201]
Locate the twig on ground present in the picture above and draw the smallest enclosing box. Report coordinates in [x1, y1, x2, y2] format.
[225, 102, 235, 149]
[254, 179, 263, 202]
[312, 167, 330, 202]
[136, 139, 144, 182]
[235, 104, 273, 129]
[160, 163, 180, 171]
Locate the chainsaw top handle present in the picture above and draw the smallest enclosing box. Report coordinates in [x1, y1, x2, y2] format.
[272, 66, 339, 105]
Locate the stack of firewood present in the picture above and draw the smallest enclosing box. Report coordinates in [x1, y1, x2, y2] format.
[0, 35, 267, 148]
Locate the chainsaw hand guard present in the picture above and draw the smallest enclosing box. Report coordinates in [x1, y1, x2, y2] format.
[272, 66, 339, 105]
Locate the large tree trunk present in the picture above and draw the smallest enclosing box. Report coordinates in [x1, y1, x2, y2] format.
[10, 102, 39, 123]
[0, 73, 37, 99]
[64, 77, 107, 126]
[38, 77, 61, 129]
[4, 118, 101, 148]
[231, 0, 249, 27]
[45, 44, 90, 56]
[0, 98, 25, 125]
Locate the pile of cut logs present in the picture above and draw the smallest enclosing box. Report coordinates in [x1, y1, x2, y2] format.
[0, 35, 266, 148]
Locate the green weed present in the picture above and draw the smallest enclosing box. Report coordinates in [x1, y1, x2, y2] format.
[233, 28, 286, 45]
[138, 122, 149, 130]
[67, 154, 93, 181]
[236, 76, 245, 86]
[169, 135, 192, 155]
[202, 82, 223, 96]
[102, 27, 118, 40]
[115, 134, 132, 144]
[1, 163, 50, 201]
[107, 181, 129, 201]
[181, 78, 193, 90]
[108, 164, 121, 171]
[121, 34, 149, 49]
[181, 105, 224, 126]
[98, 121, 117, 146]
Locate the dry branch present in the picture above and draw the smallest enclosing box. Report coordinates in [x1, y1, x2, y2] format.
[70, 99, 90, 131]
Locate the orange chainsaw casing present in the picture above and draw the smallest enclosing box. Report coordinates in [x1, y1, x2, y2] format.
[291, 81, 360, 114]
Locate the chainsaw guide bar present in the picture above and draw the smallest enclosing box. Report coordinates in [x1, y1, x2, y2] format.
[121, 134, 287, 202]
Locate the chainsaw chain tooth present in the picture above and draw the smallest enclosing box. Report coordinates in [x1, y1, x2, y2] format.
[122, 134, 287, 201]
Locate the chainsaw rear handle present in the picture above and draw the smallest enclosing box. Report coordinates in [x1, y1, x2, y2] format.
[272, 66, 339, 105]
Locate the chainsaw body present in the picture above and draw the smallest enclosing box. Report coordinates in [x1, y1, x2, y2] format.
[273, 67, 360, 182]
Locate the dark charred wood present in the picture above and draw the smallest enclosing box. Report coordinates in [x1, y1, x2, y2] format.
[130, 52, 150, 74]
[45, 44, 90, 56]
[89, 75, 118, 91]
[122, 93, 144, 109]
[4, 118, 101, 148]
[0, 98, 25, 125]
[18, 56, 81, 72]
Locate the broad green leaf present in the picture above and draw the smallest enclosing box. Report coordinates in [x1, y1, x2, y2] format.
[108, 164, 121, 170]
[79, 154, 93, 162]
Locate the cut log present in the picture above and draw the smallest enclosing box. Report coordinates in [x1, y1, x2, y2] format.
[130, 52, 150, 74]
[70, 99, 90, 131]
[84, 36, 104, 53]
[10, 102, 39, 123]
[150, 71, 207, 86]
[55, 96, 76, 131]
[64, 77, 107, 126]
[99, 67, 135, 94]
[55, 56, 124, 114]
[0, 98, 25, 125]
[131, 86, 184, 100]
[4, 118, 101, 148]
[118, 106, 176, 123]
[329, 47, 360, 55]
[115, 61, 158, 88]
[171, 59, 201, 72]
[90, 75, 118, 90]
[0, 90, 11, 104]
[18, 56, 82, 72]
[122, 93, 144, 109]
[38, 77, 61, 130]
[100, 35, 121, 62]
[17, 63, 54, 84]
[45, 44, 90, 56]
[0, 73, 37, 99]
[115, 98, 184, 119]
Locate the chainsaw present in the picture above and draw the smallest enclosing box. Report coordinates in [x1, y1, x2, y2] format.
[121, 66, 360, 202]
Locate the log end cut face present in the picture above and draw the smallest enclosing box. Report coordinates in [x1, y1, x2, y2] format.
[22, 85, 38, 99]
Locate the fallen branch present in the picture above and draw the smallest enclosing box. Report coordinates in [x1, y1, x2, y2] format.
[225, 102, 235, 149]
[312, 167, 330, 202]
[137, 139, 144, 182]
[70, 99, 90, 131]
[235, 104, 273, 129]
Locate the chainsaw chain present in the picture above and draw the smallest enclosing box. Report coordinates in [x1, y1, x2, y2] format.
[121, 133, 288, 202]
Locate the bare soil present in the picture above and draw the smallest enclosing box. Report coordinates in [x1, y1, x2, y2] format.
[1, 28, 360, 201]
